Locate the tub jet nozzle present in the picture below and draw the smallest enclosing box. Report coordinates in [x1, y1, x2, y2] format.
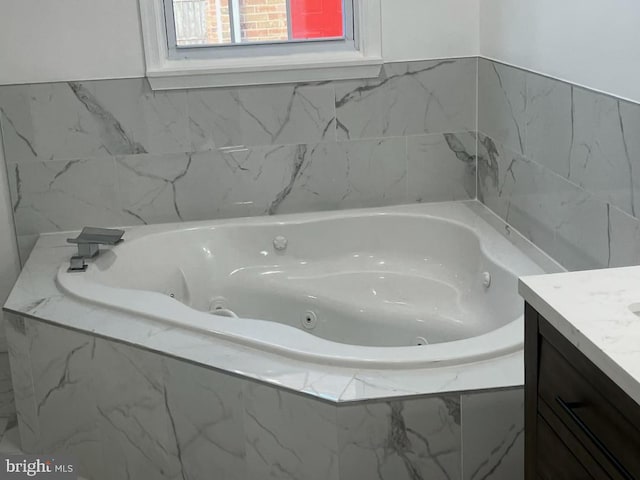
[482, 271, 491, 288]
[273, 235, 288, 251]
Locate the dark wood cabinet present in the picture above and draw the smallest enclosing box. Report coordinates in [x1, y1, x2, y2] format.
[525, 303, 640, 480]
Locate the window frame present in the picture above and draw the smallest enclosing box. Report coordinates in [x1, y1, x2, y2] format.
[139, 0, 382, 90]
[165, 0, 355, 58]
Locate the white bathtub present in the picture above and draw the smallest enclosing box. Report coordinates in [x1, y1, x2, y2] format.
[56, 203, 553, 368]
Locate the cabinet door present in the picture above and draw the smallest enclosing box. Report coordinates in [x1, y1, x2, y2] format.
[538, 400, 614, 479]
[538, 320, 640, 479]
[537, 415, 600, 480]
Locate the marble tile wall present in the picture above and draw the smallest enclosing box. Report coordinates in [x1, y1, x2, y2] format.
[0, 354, 14, 417]
[4, 60, 639, 274]
[338, 396, 462, 479]
[478, 58, 640, 271]
[0, 58, 478, 262]
[6, 314, 524, 480]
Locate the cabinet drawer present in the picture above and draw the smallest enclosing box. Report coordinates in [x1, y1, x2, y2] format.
[538, 329, 640, 478]
[537, 413, 603, 480]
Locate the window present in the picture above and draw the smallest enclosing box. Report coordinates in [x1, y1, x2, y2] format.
[165, 0, 355, 59]
[139, 0, 381, 89]
[170, 0, 348, 47]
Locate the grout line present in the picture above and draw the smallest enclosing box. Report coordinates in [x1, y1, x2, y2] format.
[404, 135, 409, 202]
[475, 56, 480, 201]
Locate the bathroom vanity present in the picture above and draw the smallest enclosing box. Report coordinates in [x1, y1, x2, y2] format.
[520, 268, 640, 479]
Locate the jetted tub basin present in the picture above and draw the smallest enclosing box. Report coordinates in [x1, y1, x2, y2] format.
[56, 202, 554, 368]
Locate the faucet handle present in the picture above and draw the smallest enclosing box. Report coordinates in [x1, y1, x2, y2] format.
[68, 256, 87, 272]
[67, 227, 124, 258]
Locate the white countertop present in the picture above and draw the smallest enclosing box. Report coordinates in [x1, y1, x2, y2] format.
[519, 266, 640, 406]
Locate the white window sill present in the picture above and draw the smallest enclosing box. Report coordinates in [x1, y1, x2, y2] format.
[146, 51, 383, 90]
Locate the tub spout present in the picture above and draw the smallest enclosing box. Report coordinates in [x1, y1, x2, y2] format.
[67, 227, 124, 272]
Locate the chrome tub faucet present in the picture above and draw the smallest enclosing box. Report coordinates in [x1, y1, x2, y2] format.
[67, 227, 124, 272]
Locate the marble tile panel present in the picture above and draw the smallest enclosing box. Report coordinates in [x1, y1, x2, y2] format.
[0, 422, 92, 480]
[222, 144, 304, 217]
[162, 356, 246, 480]
[0, 85, 38, 164]
[114, 144, 305, 225]
[271, 142, 347, 214]
[119, 145, 300, 222]
[276, 137, 408, 213]
[544, 192, 609, 272]
[476, 134, 551, 254]
[461, 388, 524, 480]
[0, 423, 22, 455]
[187, 88, 243, 151]
[0, 317, 7, 354]
[236, 83, 336, 147]
[0, 79, 189, 163]
[162, 328, 355, 403]
[407, 132, 476, 202]
[333, 137, 408, 209]
[478, 59, 527, 155]
[92, 339, 179, 480]
[477, 134, 610, 270]
[187, 83, 335, 150]
[337, 395, 461, 480]
[244, 382, 339, 480]
[525, 72, 574, 179]
[0, 83, 82, 163]
[16, 234, 39, 266]
[8, 158, 123, 237]
[83, 78, 189, 155]
[619, 100, 640, 216]
[567, 89, 640, 217]
[0, 354, 14, 417]
[0, 417, 9, 438]
[335, 58, 476, 140]
[607, 204, 640, 268]
[4, 314, 38, 452]
[27, 320, 104, 479]
[527, 73, 640, 218]
[115, 152, 207, 226]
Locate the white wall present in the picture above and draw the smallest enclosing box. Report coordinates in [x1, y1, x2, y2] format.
[1, 0, 639, 102]
[0, 0, 145, 84]
[480, 0, 640, 104]
[0, 0, 479, 85]
[382, 0, 479, 61]
[0, 137, 21, 328]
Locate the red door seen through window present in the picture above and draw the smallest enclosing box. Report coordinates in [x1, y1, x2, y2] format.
[290, 0, 344, 40]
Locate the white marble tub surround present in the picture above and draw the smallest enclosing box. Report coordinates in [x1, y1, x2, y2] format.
[519, 266, 640, 407]
[477, 58, 640, 272]
[0, 58, 479, 262]
[3, 313, 526, 480]
[5, 201, 561, 403]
